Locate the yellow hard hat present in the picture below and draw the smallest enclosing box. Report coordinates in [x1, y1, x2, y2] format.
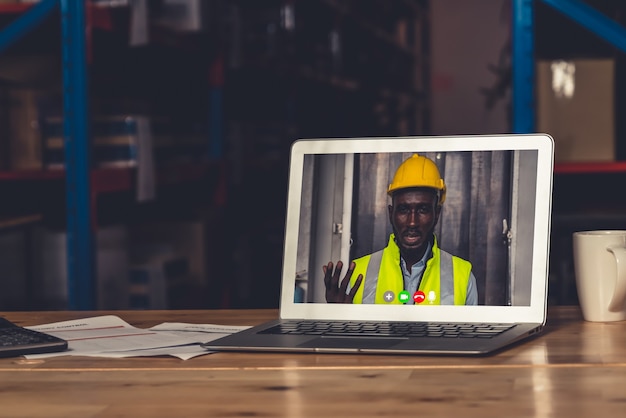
[387, 153, 446, 204]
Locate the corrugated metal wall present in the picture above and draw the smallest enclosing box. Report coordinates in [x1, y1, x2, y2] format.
[352, 151, 512, 305]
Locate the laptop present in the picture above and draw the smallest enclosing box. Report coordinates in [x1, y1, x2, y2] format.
[203, 134, 554, 355]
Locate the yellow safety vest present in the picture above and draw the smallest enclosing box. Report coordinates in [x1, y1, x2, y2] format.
[349, 235, 472, 305]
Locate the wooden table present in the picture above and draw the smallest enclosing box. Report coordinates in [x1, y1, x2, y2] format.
[0, 307, 625, 417]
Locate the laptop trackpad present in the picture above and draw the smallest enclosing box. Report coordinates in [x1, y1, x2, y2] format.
[299, 337, 406, 350]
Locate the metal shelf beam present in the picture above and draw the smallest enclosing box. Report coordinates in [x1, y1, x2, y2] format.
[512, 0, 535, 134]
[61, 0, 94, 310]
[0, 0, 57, 54]
[543, 0, 626, 54]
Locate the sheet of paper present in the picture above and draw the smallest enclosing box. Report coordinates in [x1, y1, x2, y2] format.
[25, 316, 249, 360]
[149, 322, 249, 334]
[79, 344, 211, 361]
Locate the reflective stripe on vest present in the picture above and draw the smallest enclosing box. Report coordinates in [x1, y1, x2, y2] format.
[439, 251, 454, 304]
[362, 250, 383, 303]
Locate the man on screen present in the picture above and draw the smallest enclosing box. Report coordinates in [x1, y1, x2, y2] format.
[323, 153, 478, 305]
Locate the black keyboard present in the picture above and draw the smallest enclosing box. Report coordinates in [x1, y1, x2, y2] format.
[0, 317, 68, 358]
[260, 320, 515, 339]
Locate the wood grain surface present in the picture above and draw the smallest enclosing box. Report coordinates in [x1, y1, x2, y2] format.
[0, 307, 624, 417]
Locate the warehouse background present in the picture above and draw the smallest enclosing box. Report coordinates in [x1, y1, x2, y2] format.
[0, 0, 624, 310]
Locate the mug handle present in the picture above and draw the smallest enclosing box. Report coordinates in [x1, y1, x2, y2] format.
[607, 246, 626, 312]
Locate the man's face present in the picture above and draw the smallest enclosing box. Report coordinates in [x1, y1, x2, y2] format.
[388, 188, 441, 255]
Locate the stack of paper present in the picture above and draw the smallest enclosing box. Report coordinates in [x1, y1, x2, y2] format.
[26, 315, 249, 360]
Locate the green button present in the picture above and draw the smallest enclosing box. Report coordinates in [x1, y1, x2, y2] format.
[398, 290, 410, 303]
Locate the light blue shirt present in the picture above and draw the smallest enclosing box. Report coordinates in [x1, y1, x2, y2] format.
[400, 241, 478, 305]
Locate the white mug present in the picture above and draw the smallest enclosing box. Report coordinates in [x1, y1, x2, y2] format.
[573, 230, 626, 322]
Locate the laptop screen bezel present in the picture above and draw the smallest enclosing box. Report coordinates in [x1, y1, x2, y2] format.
[279, 134, 554, 324]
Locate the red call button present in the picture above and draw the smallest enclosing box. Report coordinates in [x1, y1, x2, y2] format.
[413, 290, 426, 304]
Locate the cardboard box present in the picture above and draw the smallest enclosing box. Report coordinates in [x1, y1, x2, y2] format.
[536, 59, 615, 162]
[0, 87, 60, 170]
[3, 88, 51, 170]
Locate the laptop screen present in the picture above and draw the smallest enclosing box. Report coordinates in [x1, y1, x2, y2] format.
[280, 135, 553, 322]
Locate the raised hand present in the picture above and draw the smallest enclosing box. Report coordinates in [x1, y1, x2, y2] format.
[323, 261, 363, 303]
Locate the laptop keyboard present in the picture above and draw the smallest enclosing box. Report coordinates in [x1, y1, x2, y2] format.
[260, 321, 515, 339]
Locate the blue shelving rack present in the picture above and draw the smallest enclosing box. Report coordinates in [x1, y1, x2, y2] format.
[2, 0, 626, 310]
[0, 0, 94, 309]
[60, 0, 94, 310]
[512, 0, 626, 134]
[512, 0, 535, 134]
